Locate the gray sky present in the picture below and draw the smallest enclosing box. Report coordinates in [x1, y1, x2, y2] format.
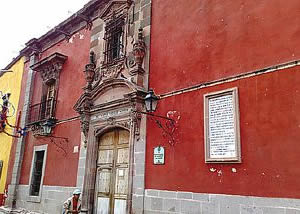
[0, 0, 90, 69]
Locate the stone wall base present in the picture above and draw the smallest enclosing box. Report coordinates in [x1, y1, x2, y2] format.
[0, 206, 40, 214]
[2, 185, 78, 214]
[3, 187, 299, 213]
[144, 189, 300, 214]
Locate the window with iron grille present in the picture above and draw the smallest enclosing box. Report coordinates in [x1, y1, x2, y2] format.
[29, 53, 66, 125]
[41, 81, 56, 120]
[103, 16, 125, 64]
[29, 151, 45, 196]
[28, 81, 56, 124]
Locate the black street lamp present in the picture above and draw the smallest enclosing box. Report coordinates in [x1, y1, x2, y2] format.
[41, 118, 57, 135]
[144, 89, 159, 113]
[133, 89, 178, 146]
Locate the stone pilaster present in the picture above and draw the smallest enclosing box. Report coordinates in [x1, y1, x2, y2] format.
[80, 126, 97, 214]
[6, 52, 38, 209]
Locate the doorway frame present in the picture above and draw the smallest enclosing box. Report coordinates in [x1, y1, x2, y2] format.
[94, 128, 131, 214]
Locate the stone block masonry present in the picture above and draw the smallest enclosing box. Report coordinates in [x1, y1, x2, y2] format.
[86, 0, 152, 213]
[0, 185, 78, 214]
[144, 189, 300, 214]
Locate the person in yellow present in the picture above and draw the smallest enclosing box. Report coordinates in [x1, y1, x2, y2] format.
[63, 189, 81, 214]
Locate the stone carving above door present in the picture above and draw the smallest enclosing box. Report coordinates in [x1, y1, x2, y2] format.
[105, 117, 131, 130]
[102, 61, 125, 81]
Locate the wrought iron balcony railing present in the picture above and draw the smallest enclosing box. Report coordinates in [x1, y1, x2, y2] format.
[28, 98, 56, 125]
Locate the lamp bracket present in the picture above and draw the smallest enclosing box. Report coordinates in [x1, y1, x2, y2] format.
[39, 135, 69, 157]
[133, 110, 180, 146]
[134, 111, 175, 123]
[27, 118, 57, 137]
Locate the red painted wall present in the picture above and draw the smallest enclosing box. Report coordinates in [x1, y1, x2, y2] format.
[146, 66, 300, 198]
[150, 0, 300, 94]
[0, 194, 4, 206]
[146, 0, 300, 198]
[8, 28, 91, 187]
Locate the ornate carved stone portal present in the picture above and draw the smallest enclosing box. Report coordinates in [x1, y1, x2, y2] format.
[74, 0, 150, 213]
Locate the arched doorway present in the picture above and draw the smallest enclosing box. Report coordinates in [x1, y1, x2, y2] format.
[95, 128, 130, 214]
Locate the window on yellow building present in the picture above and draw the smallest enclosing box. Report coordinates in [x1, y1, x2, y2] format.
[0, 160, 3, 181]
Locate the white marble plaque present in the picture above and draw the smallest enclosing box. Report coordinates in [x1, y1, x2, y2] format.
[204, 88, 241, 162]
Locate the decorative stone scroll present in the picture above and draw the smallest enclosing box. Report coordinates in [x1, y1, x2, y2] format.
[204, 88, 241, 163]
[101, 61, 124, 80]
[31, 52, 67, 84]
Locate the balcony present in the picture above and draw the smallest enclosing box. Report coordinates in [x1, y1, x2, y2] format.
[28, 98, 56, 125]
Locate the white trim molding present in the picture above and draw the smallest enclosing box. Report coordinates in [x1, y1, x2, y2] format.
[204, 87, 241, 163]
[27, 144, 48, 203]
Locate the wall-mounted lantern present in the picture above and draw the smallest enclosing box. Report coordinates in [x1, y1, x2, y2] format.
[145, 89, 159, 113]
[41, 118, 57, 135]
[133, 89, 179, 146]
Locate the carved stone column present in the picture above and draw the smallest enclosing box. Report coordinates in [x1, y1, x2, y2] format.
[78, 90, 94, 213]
[78, 62, 95, 213]
[80, 113, 90, 148]
[80, 126, 97, 214]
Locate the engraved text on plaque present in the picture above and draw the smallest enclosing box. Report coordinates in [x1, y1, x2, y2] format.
[204, 88, 241, 162]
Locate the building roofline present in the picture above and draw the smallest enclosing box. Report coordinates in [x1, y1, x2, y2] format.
[3, 0, 108, 68]
[37, 0, 103, 42]
[3, 55, 23, 70]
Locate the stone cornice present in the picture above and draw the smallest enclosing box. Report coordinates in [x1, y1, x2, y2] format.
[31, 53, 67, 71]
[31, 52, 67, 83]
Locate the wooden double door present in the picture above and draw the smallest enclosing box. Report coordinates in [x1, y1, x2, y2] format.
[95, 129, 130, 214]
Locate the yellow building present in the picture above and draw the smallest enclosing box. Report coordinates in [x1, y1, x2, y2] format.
[0, 56, 25, 204]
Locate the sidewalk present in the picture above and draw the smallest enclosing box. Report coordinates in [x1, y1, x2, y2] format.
[0, 207, 41, 214]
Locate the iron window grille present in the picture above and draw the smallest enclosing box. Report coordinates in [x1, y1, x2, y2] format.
[28, 98, 56, 124]
[103, 16, 125, 65]
[28, 81, 57, 125]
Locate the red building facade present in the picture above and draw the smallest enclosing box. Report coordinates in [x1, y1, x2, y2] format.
[3, 4, 93, 213]
[2, 0, 300, 213]
[144, 0, 300, 213]
[3, 0, 152, 213]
